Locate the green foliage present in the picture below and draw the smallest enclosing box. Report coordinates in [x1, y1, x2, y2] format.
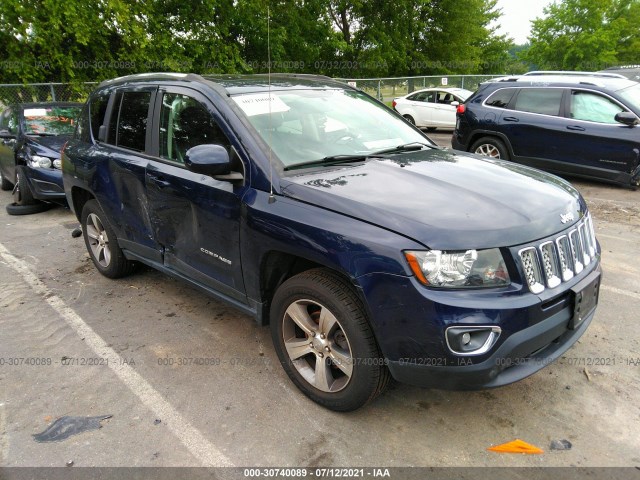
[523, 0, 640, 71]
[0, 0, 514, 83]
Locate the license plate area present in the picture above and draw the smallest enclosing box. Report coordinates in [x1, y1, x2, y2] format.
[570, 270, 601, 329]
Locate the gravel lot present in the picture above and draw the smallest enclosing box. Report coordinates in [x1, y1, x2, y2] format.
[0, 138, 638, 476]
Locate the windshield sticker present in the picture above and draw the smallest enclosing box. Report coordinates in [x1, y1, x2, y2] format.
[363, 138, 404, 150]
[233, 93, 290, 117]
[23, 108, 48, 117]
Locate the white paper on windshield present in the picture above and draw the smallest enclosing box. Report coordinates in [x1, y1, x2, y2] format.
[23, 108, 48, 117]
[233, 93, 290, 117]
[363, 138, 404, 150]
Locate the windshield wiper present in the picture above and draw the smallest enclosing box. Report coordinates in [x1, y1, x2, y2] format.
[370, 142, 434, 155]
[27, 132, 58, 136]
[283, 154, 377, 171]
[283, 142, 435, 171]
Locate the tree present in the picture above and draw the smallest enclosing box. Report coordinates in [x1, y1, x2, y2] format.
[523, 0, 640, 71]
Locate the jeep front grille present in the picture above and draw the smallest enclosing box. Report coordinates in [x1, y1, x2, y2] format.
[518, 214, 597, 294]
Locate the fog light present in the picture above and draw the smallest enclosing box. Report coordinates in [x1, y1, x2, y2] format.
[445, 326, 501, 356]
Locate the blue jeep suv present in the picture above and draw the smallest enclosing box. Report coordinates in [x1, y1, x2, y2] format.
[452, 74, 640, 188]
[62, 73, 601, 411]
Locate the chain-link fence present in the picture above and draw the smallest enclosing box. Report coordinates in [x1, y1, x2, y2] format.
[336, 75, 504, 104]
[0, 82, 97, 108]
[0, 75, 504, 109]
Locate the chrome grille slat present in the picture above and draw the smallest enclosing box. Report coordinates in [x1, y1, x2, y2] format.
[519, 214, 597, 294]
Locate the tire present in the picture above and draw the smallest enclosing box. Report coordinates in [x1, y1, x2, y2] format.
[81, 199, 136, 279]
[470, 136, 510, 160]
[270, 268, 390, 411]
[6, 202, 50, 216]
[12, 166, 35, 206]
[0, 169, 12, 191]
[403, 115, 415, 125]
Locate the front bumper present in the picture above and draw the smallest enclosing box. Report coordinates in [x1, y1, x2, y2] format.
[24, 166, 66, 203]
[387, 284, 597, 390]
[357, 257, 601, 390]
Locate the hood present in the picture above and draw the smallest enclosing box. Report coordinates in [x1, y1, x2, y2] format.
[280, 148, 586, 250]
[25, 135, 70, 158]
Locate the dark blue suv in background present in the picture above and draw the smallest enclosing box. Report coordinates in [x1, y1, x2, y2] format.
[62, 73, 601, 411]
[452, 73, 640, 188]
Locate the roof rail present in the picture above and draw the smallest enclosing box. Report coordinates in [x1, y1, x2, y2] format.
[523, 70, 626, 79]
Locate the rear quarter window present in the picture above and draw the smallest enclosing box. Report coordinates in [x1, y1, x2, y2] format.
[484, 88, 516, 108]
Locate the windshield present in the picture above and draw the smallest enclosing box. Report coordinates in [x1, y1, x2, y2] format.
[232, 89, 432, 168]
[618, 83, 640, 111]
[22, 106, 82, 135]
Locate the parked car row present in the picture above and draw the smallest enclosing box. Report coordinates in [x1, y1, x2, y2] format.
[46, 73, 602, 411]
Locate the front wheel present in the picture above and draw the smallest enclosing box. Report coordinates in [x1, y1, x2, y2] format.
[0, 169, 12, 191]
[470, 137, 510, 160]
[81, 199, 136, 278]
[13, 166, 35, 206]
[270, 268, 390, 411]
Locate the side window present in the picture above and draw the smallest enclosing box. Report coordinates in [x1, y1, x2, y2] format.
[159, 93, 230, 163]
[485, 88, 516, 109]
[437, 91, 455, 104]
[107, 91, 150, 152]
[89, 94, 110, 142]
[513, 88, 563, 116]
[570, 91, 625, 124]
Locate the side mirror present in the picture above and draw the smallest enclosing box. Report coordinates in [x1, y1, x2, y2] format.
[184, 144, 231, 176]
[0, 129, 16, 139]
[450, 101, 460, 107]
[615, 112, 639, 126]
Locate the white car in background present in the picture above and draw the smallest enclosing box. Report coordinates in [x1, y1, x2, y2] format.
[392, 87, 473, 131]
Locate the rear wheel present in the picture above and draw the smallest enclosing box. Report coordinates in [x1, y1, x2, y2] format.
[403, 115, 415, 125]
[12, 166, 35, 206]
[81, 199, 136, 278]
[270, 268, 390, 411]
[470, 137, 510, 160]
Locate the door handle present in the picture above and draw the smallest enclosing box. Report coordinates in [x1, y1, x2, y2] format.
[147, 174, 172, 189]
[566, 125, 585, 131]
[503, 117, 519, 122]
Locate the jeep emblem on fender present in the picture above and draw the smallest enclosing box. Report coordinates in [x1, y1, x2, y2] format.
[560, 212, 574, 224]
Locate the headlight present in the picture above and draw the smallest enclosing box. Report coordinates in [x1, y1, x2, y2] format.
[405, 248, 510, 288]
[29, 155, 53, 168]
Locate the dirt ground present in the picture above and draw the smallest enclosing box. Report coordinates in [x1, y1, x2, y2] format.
[0, 149, 638, 478]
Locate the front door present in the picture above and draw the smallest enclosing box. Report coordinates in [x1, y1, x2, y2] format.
[145, 87, 247, 303]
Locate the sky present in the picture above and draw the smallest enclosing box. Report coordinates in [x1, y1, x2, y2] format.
[494, 0, 554, 45]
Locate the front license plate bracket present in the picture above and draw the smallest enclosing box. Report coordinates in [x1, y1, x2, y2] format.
[570, 270, 601, 330]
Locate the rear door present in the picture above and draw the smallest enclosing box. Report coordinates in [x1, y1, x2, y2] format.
[500, 87, 569, 165]
[145, 87, 247, 302]
[96, 87, 162, 261]
[405, 91, 436, 126]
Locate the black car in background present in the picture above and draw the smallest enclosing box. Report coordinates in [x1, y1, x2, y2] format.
[452, 74, 640, 188]
[0, 102, 83, 214]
